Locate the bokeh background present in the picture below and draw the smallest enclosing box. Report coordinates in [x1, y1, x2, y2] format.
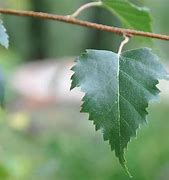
[0, 0, 168, 179]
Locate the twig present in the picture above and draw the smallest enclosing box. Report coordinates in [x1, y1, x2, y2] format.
[68, 1, 102, 18]
[0, 8, 169, 41]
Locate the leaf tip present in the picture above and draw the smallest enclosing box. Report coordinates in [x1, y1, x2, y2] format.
[118, 153, 132, 178]
[121, 161, 133, 178]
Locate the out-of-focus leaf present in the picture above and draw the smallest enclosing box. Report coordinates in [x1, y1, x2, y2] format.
[101, 0, 152, 31]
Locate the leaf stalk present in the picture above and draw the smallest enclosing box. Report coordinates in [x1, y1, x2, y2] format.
[68, 1, 102, 18]
[118, 35, 130, 56]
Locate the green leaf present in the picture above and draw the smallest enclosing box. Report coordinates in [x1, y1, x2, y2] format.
[71, 48, 168, 176]
[101, 0, 152, 31]
[0, 20, 9, 48]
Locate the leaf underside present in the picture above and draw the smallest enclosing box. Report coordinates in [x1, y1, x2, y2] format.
[101, 0, 152, 32]
[71, 48, 168, 175]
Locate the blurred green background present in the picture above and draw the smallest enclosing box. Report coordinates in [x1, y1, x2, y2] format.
[0, 0, 168, 179]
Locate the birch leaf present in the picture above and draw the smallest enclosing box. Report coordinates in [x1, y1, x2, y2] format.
[71, 48, 168, 176]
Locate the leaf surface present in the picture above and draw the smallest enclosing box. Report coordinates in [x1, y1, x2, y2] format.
[71, 48, 168, 175]
[101, 0, 152, 31]
[0, 20, 9, 48]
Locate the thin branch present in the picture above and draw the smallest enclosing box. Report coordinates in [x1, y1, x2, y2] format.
[68, 1, 102, 18]
[118, 35, 129, 56]
[0, 8, 169, 41]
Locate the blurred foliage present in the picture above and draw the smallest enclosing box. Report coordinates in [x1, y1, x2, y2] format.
[0, 105, 168, 179]
[0, 50, 21, 104]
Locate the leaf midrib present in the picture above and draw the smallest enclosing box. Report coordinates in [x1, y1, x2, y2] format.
[117, 52, 122, 162]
